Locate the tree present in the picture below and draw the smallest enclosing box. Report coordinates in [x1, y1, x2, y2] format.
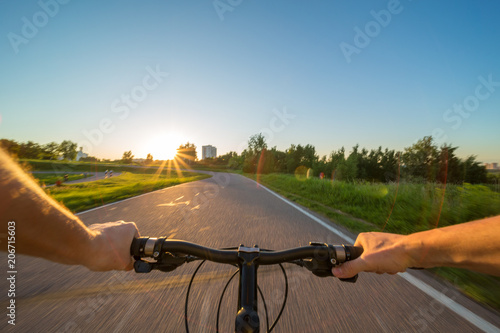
[218, 151, 236, 163]
[436, 144, 462, 184]
[19, 141, 41, 159]
[242, 149, 258, 173]
[243, 134, 270, 173]
[380, 149, 400, 182]
[177, 142, 197, 164]
[255, 148, 277, 174]
[285, 144, 302, 173]
[358, 147, 383, 181]
[122, 150, 134, 164]
[330, 147, 345, 167]
[59, 140, 78, 160]
[462, 156, 488, 184]
[301, 144, 318, 169]
[356, 147, 369, 180]
[0, 139, 20, 157]
[228, 154, 244, 170]
[402, 136, 438, 182]
[272, 148, 287, 173]
[248, 133, 267, 154]
[343, 148, 359, 181]
[313, 155, 329, 177]
[146, 153, 153, 165]
[40, 142, 60, 160]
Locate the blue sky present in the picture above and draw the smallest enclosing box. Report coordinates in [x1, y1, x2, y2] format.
[0, 0, 499, 162]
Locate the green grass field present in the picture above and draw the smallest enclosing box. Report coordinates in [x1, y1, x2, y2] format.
[23, 159, 211, 213]
[32, 172, 93, 185]
[253, 174, 500, 234]
[21, 159, 161, 173]
[251, 173, 500, 311]
[46, 171, 211, 213]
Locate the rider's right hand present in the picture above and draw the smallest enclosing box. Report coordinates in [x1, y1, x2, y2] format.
[332, 232, 413, 278]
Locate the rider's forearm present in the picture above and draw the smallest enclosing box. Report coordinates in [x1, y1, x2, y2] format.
[0, 149, 96, 268]
[405, 215, 500, 275]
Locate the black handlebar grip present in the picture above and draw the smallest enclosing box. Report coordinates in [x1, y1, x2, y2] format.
[130, 237, 148, 257]
[337, 246, 363, 283]
[344, 245, 363, 261]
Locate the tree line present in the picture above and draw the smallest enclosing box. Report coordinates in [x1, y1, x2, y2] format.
[207, 134, 489, 184]
[2, 136, 491, 185]
[0, 138, 200, 165]
[1, 139, 80, 160]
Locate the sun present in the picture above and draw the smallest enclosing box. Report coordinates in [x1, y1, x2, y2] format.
[146, 132, 183, 161]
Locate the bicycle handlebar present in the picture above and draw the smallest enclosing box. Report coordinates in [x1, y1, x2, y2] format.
[131, 237, 363, 278]
[130, 237, 364, 332]
[132, 238, 238, 263]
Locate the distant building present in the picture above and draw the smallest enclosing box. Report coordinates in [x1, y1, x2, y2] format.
[202, 145, 217, 159]
[485, 163, 499, 170]
[76, 147, 88, 161]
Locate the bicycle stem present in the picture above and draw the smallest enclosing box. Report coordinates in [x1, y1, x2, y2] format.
[235, 245, 261, 333]
[130, 238, 364, 332]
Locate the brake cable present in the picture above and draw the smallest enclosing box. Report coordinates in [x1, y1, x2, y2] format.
[184, 256, 289, 333]
[216, 268, 243, 332]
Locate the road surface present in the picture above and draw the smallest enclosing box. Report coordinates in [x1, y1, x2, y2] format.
[1, 173, 499, 332]
[32, 171, 122, 186]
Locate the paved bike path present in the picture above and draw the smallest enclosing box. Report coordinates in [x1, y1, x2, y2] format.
[1, 172, 499, 332]
[32, 171, 122, 186]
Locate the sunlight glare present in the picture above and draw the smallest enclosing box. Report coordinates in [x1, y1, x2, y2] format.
[147, 132, 183, 161]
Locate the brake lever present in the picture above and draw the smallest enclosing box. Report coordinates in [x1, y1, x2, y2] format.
[338, 275, 358, 283]
[157, 254, 187, 272]
[133, 253, 189, 273]
[134, 260, 154, 273]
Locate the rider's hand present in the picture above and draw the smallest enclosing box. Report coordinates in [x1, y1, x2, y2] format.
[332, 232, 414, 278]
[85, 221, 140, 271]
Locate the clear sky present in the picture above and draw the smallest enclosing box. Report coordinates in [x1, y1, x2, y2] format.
[1, 0, 499, 162]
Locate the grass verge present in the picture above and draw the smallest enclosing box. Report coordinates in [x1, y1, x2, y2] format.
[429, 267, 500, 311]
[46, 171, 211, 213]
[21, 159, 164, 174]
[32, 172, 93, 185]
[249, 173, 500, 311]
[251, 174, 500, 234]
[191, 165, 243, 174]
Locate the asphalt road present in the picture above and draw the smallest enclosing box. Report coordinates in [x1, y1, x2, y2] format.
[2, 173, 500, 332]
[32, 171, 122, 185]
